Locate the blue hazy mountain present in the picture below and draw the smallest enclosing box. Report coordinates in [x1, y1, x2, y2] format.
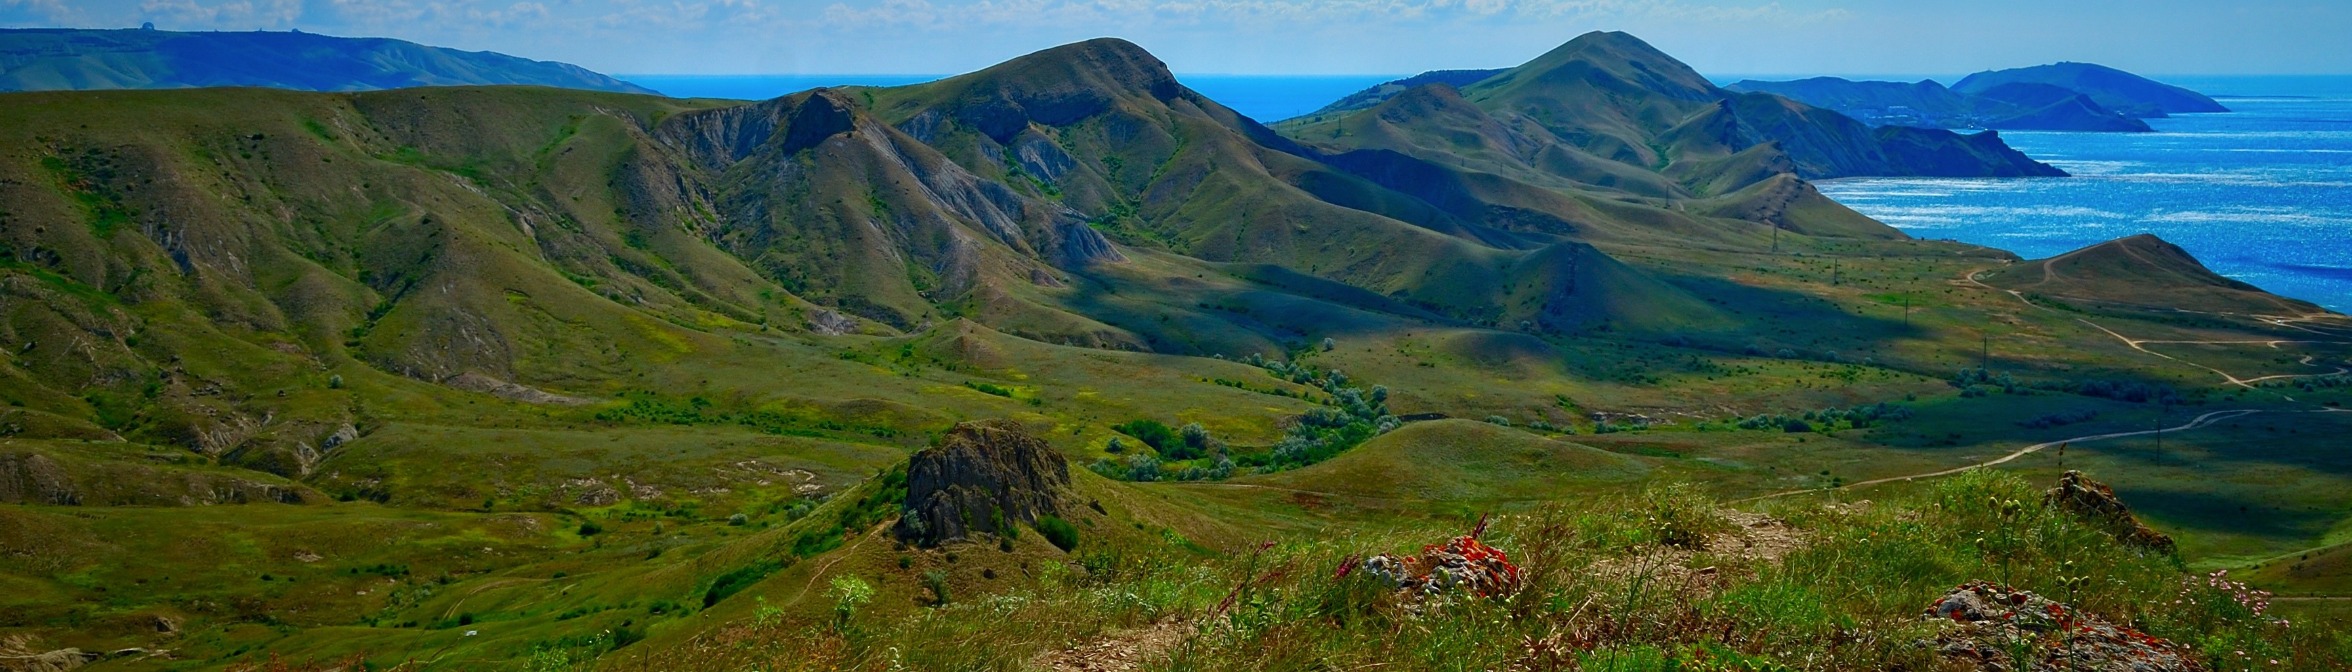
[1725, 76, 2153, 132]
[1952, 62, 2229, 117]
[0, 27, 654, 94]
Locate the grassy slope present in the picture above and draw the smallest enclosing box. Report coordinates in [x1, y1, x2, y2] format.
[0, 38, 2350, 670]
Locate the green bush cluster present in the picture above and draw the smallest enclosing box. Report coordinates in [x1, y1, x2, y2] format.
[1732, 402, 1913, 433]
[1035, 515, 1080, 552]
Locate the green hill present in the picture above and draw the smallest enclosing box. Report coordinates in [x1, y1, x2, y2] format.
[0, 28, 654, 94]
[1239, 419, 1648, 502]
[1979, 233, 2323, 314]
[1281, 33, 2060, 212]
[2, 32, 2350, 671]
[1291, 68, 1510, 120]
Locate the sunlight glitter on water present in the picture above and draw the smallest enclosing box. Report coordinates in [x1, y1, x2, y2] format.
[1820, 81, 2352, 310]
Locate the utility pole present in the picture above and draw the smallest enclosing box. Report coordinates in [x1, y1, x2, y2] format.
[2154, 403, 2167, 451]
[1770, 223, 1780, 254]
[1831, 260, 1840, 287]
[1980, 332, 1990, 371]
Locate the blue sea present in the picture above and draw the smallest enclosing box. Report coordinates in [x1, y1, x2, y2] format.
[624, 73, 2352, 310]
[1817, 76, 2352, 311]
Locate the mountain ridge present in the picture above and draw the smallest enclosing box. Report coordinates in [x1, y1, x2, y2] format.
[1724, 76, 2155, 133]
[0, 27, 655, 94]
[4, 30, 2350, 670]
[1953, 62, 2228, 117]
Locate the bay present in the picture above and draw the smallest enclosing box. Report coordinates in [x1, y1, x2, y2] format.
[1817, 76, 2352, 310]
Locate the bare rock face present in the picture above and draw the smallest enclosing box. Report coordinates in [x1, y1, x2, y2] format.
[0, 452, 78, 505]
[2045, 471, 2175, 553]
[893, 420, 1069, 547]
[805, 309, 859, 336]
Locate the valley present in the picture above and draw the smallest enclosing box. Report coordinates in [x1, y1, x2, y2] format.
[0, 29, 2347, 671]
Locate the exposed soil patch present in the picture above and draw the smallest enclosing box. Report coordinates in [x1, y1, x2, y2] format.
[1033, 619, 1190, 672]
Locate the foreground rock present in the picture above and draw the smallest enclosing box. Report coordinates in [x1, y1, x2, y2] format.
[1926, 581, 2205, 672]
[893, 420, 1070, 547]
[2046, 471, 2176, 553]
[1351, 518, 1523, 601]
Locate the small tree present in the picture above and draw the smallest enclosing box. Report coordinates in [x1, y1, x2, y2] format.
[828, 576, 875, 633]
[1321, 337, 1336, 352]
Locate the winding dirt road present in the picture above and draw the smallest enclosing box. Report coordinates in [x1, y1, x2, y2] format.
[1735, 408, 2263, 503]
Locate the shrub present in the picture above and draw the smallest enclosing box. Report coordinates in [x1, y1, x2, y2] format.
[921, 570, 951, 606]
[1642, 483, 1731, 549]
[577, 521, 603, 536]
[1113, 419, 1180, 454]
[828, 576, 875, 633]
[1036, 516, 1080, 552]
[704, 560, 786, 608]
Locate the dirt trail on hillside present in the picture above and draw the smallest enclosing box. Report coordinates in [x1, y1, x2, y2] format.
[1033, 619, 1190, 672]
[1962, 267, 2352, 389]
[1737, 408, 2261, 503]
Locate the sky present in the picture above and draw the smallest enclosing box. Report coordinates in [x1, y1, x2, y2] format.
[3, 0, 2349, 77]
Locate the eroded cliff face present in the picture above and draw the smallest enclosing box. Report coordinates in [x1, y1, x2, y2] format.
[893, 419, 1070, 547]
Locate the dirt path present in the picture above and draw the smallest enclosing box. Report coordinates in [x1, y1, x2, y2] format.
[1033, 619, 1191, 672]
[789, 518, 894, 605]
[1736, 409, 2262, 503]
[1962, 267, 2349, 389]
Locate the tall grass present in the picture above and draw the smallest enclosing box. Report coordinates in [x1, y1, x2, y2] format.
[621, 472, 2350, 670]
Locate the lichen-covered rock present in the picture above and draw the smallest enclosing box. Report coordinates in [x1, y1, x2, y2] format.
[2046, 470, 2175, 553]
[1925, 581, 2205, 672]
[893, 420, 1069, 547]
[1358, 534, 1522, 601]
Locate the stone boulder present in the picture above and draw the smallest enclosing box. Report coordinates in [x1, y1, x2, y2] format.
[2045, 471, 2174, 553]
[1925, 581, 2205, 672]
[893, 420, 1070, 547]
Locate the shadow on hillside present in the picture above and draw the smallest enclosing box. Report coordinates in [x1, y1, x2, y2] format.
[2113, 485, 2333, 541]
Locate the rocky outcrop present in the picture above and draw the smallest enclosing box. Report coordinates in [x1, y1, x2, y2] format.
[2045, 471, 2176, 553]
[446, 372, 595, 406]
[1926, 581, 2205, 671]
[0, 448, 314, 506]
[0, 452, 78, 505]
[805, 309, 860, 336]
[893, 420, 1070, 547]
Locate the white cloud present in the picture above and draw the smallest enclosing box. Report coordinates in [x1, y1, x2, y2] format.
[1, 0, 80, 23]
[794, 0, 1850, 31]
[137, 0, 304, 28]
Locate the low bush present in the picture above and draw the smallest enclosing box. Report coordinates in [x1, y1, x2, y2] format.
[1036, 516, 1080, 552]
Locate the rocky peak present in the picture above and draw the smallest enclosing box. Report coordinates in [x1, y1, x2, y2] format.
[936, 37, 1184, 141]
[893, 419, 1071, 547]
[2045, 470, 2175, 553]
[658, 87, 865, 167]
